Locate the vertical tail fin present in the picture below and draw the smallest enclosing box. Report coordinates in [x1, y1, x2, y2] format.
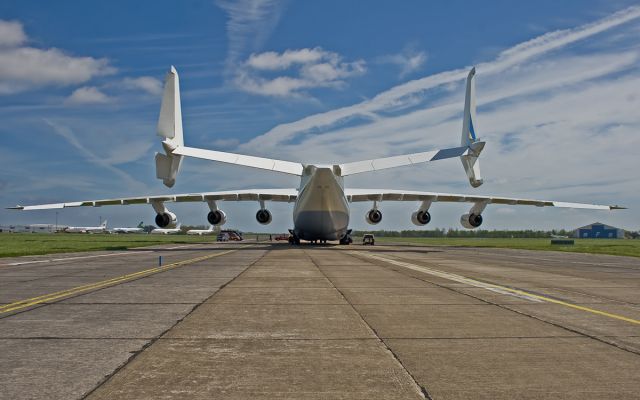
[155, 66, 184, 188]
[461, 67, 477, 147]
[137, 221, 144, 228]
[460, 67, 484, 188]
[101, 219, 108, 228]
[157, 66, 184, 146]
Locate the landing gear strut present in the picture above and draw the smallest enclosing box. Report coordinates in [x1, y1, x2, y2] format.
[288, 234, 301, 245]
[338, 229, 353, 245]
[339, 235, 353, 245]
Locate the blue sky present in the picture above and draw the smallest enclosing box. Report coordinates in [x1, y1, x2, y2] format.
[1, 0, 639, 231]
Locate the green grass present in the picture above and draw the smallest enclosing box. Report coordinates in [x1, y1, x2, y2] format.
[0, 233, 217, 258]
[3, 234, 639, 259]
[366, 237, 640, 258]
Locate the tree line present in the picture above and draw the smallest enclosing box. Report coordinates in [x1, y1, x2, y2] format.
[353, 229, 574, 238]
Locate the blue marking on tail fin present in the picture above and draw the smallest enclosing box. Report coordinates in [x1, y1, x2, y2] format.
[469, 117, 477, 141]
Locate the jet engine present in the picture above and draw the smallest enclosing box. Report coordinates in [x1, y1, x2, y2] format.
[460, 213, 483, 229]
[411, 210, 431, 226]
[155, 211, 177, 228]
[365, 209, 382, 225]
[207, 210, 227, 226]
[256, 209, 272, 225]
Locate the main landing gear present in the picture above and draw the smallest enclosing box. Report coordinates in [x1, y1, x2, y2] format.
[288, 236, 328, 245]
[288, 234, 301, 245]
[286, 229, 351, 245]
[339, 234, 353, 245]
[339, 229, 353, 245]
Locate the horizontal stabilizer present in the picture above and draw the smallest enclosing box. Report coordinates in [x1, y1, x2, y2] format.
[173, 146, 304, 176]
[338, 145, 471, 176]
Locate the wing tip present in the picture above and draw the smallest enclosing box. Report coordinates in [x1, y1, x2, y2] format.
[610, 205, 627, 210]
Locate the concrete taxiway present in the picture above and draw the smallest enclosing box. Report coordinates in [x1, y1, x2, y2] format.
[1, 242, 639, 399]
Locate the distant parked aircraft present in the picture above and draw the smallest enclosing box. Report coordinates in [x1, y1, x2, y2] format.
[112, 222, 145, 234]
[64, 220, 108, 234]
[10, 67, 624, 244]
[186, 225, 216, 235]
[150, 223, 182, 235]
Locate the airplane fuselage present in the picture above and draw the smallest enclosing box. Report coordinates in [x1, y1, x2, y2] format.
[150, 228, 181, 234]
[65, 227, 105, 233]
[292, 166, 350, 241]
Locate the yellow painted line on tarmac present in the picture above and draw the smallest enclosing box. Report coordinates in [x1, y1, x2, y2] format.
[0, 245, 251, 314]
[353, 251, 640, 326]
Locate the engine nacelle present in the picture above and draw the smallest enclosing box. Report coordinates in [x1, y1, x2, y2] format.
[155, 211, 177, 228]
[365, 209, 382, 225]
[460, 213, 483, 229]
[411, 210, 431, 226]
[207, 210, 227, 226]
[256, 209, 272, 225]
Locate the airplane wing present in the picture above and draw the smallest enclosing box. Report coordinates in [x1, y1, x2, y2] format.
[8, 189, 299, 210]
[345, 189, 624, 210]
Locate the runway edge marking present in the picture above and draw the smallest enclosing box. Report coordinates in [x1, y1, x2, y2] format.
[0, 245, 252, 314]
[352, 251, 640, 326]
[0, 250, 151, 267]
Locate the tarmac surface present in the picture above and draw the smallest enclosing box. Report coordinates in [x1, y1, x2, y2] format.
[1, 241, 639, 399]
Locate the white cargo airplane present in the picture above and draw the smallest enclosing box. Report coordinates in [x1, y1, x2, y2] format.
[111, 221, 144, 234]
[150, 223, 182, 235]
[10, 67, 623, 244]
[186, 225, 216, 235]
[64, 220, 108, 234]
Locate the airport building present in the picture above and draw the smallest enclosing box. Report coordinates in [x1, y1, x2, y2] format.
[0, 224, 64, 233]
[572, 222, 625, 239]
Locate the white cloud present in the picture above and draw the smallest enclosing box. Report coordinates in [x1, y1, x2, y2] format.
[236, 47, 366, 97]
[217, 1, 364, 98]
[65, 86, 113, 105]
[0, 19, 115, 94]
[121, 76, 162, 95]
[197, 6, 640, 232]
[246, 48, 327, 70]
[0, 20, 27, 47]
[216, 0, 286, 68]
[212, 138, 241, 149]
[44, 119, 148, 191]
[240, 5, 640, 151]
[378, 48, 427, 78]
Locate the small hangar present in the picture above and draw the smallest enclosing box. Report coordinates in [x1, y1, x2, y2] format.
[573, 222, 625, 239]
